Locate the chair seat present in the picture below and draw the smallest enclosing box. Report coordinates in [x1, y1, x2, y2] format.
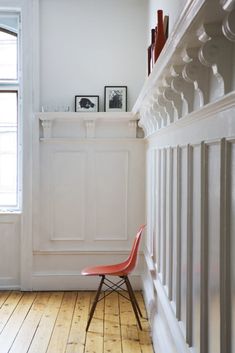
[81, 261, 129, 277]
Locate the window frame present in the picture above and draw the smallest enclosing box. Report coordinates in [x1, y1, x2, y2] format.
[0, 13, 21, 212]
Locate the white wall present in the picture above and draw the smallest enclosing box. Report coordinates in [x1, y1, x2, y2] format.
[147, 0, 188, 41]
[0, 0, 147, 290]
[39, 0, 148, 112]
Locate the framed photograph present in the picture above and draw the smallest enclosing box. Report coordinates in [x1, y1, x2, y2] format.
[75, 95, 99, 112]
[104, 86, 127, 112]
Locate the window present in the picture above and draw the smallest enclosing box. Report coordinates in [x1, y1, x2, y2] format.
[0, 15, 20, 210]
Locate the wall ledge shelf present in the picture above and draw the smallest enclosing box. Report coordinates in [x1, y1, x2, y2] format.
[36, 111, 136, 121]
[36, 112, 142, 139]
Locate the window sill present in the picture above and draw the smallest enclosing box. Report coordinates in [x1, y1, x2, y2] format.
[0, 209, 21, 215]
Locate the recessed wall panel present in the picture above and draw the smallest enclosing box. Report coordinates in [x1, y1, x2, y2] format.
[147, 149, 155, 256]
[191, 144, 201, 352]
[153, 149, 160, 268]
[157, 149, 162, 273]
[230, 141, 235, 353]
[206, 143, 221, 353]
[52, 151, 87, 240]
[180, 146, 188, 333]
[94, 151, 128, 240]
[160, 149, 166, 283]
[172, 147, 178, 312]
[166, 148, 173, 298]
[0, 218, 20, 283]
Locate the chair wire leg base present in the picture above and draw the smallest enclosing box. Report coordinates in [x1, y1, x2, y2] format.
[125, 276, 143, 318]
[86, 275, 105, 331]
[85, 275, 143, 331]
[124, 276, 142, 330]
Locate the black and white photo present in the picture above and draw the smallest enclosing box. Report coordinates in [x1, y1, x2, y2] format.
[75, 95, 99, 112]
[104, 86, 127, 112]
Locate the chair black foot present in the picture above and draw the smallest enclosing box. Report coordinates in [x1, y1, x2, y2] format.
[86, 275, 105, 331]
[124, 276, 142, 330]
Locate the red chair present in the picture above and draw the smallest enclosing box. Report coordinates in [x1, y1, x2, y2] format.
[81, 224, 146, 331]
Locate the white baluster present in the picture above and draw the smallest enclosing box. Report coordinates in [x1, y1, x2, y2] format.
[171, 65, 195, 114]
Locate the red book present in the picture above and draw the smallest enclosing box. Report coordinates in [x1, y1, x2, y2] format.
[154, 10, 166, 63]
[147, 28, 156, 75]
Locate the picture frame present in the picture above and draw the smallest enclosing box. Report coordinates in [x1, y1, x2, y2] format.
[75, 95, 99, 112]
[104, 86, 127, 112]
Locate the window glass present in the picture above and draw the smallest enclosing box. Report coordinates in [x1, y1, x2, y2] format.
[0, 92, 17, 207]
[0, 30, 17, 80]
[0, 15, 19, 210]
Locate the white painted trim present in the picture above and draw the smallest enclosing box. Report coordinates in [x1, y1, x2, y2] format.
[40, 138, 144, 143]
[0, 214, 20, 222]
[0, 285, 20, 290]
[33, 250, 144, 256]
[37, 111, 136, 121]
[147, 92, 235, 139]
[31, 273, 142, 291]
[186, 145, 193, 346]
[220, 139, 231, 353]
[132, 0, 206, 114]
[153, 277, 190, 353]
[33, 272, 142, 277]
[18, 0, 40, 291]
[143, 246, 156, 273]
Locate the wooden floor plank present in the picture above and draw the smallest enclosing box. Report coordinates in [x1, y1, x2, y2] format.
[0, 292, 11, 309]
[9, 292, 51, 353]
[104, 292, 122, 353]
[0, 291, 23, 333]
[85, 291, 104, 353]
[119, 291, 142, 353]
[0, 292, 37, 353]
[65, 292, 91, 353]
[27, 292, 64, 353]
[0, 290, 154, 353]
[46, 291, 77, 353]
[135, 292, 154, 353]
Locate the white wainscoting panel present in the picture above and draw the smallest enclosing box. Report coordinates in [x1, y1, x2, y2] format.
[179, 146, 188, 339]
[0, 215, 20, 289]
[165, 147, 173, 300]
[33, 121, 145, 289]
[206, 142, 221, 353]
[146, 149, 155, 258]
[153, 149, 160, 268]
[38, 139, 145, 252]
[160, 148, 166, 283]
[51, 151, 87, 241]
[32, 252, 144, 290]
[141, 95, 235, 353]
[191, 144, 202, 352]
[172, 147, 179, 316]
[143, 133, 235, 353]
[94, 151, 128, 241]
[230, 140, 235, 353]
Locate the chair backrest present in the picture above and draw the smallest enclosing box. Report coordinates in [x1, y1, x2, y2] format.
[122, 224, 146, 275]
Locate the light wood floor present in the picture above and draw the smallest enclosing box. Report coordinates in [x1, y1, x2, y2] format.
[0, 291, 154, 353]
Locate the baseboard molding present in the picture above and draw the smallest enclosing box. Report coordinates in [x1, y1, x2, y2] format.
[153, 278, 190, 353]
[31, 272, 142, 291]
[141, 258, 190, 353]
[0, 285, 20, 290]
